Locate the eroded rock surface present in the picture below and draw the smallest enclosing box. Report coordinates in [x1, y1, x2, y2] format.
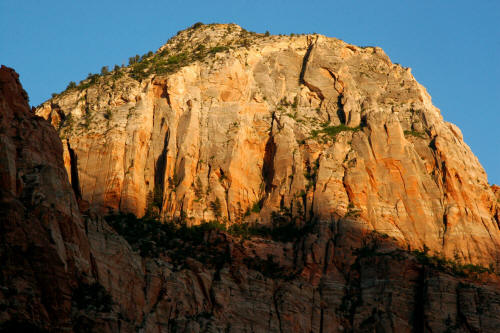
[37, 24, 500, 267]
[2, 23, 500, 333]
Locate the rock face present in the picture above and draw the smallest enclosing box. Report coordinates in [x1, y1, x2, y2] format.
[86, 215, 500, 333]
[2, 23, 500, 332]
[0, 65, 92, 329]
[37, 23, 500, 267]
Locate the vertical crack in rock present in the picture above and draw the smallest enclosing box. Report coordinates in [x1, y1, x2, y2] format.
[495, 210, 500, 229]
[321, 68, 346, 124]
[336, 93, 346, 124]
[225, 184, 231, 222]
[160, 83, 172, 107]
[155, 127, 170, 212]
[273, 286, 284, 333]
[262, 135, 277, 194]
[299, 37, 325, 106]
[443, 212, 449, 247]
[299, 38, 316, 85]
[66, 140, 81, 200]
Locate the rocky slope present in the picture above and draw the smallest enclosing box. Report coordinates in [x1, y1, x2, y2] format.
[37, 23, 500, 267]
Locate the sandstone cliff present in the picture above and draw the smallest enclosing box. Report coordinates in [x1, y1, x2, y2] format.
[1, 62, 500, 332]
[2, 23, 500, 333]
[37, 23, 500, 267]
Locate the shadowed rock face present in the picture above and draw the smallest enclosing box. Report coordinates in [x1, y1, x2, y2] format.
[0, 65, 92, 329]
[37, 24, 499, 267]
[2, 24, 500, 332]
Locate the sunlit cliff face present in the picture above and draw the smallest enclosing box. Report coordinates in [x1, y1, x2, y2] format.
[37, 24, 500, 266]
[1, 23, 500, 332]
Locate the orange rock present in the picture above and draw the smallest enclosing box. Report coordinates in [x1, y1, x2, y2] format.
[35, 25, 500, 268]
[4, 49, 500, 333]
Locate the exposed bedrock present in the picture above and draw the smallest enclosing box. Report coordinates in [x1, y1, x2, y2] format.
[37, 24, 500, 267]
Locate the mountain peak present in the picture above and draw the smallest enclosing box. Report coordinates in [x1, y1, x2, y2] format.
[36, 24, 500, 268]
[164, 22, 248, 47]
[156, 22, 261, 58]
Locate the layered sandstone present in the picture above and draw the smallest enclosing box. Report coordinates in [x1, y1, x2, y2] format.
[37, 23, 500, 267]
[3, 60, 500, 332]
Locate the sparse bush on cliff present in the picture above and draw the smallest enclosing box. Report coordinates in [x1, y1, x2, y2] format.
[191, 22, 204, 29]
[63, 112, 73, 128]
[412, 248, 495, 277]
[210, 198, 222, 218]
[66, 81, 76, 90]
[58, 24, 255, 87]
[145, 188, 163, 218]
[128, 54, 141, 65]
[113, 68, 124, 79]
[209, 45, 229, 54]
[167, 53, 188, 65]
[106, 213, 173, 257]
[304, 158, 319, 190]
[130, 60, 150, 80]
[105, 213, 229, 268]
[404, 130, 426, 138]
[193, 177, 204, 201]
[345, 202, 361, 218]
[76, 73, 100, 91]
[352, 231, 496, 279]
[226, 222, 265, 238]
[81, 108, 91, 128]
[250, 201, 261, 213]
[86, 72, 99, 82]
[310, 124, 360, 142]
[105, 204, 317, 264]
[240, 38, 252, 48]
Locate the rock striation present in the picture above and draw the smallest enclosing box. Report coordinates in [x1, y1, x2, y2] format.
[1, 22, 500, 332]
[37, 23, 500, 267]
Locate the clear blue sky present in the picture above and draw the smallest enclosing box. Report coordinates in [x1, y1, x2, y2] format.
[1, 0, 499, 184]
